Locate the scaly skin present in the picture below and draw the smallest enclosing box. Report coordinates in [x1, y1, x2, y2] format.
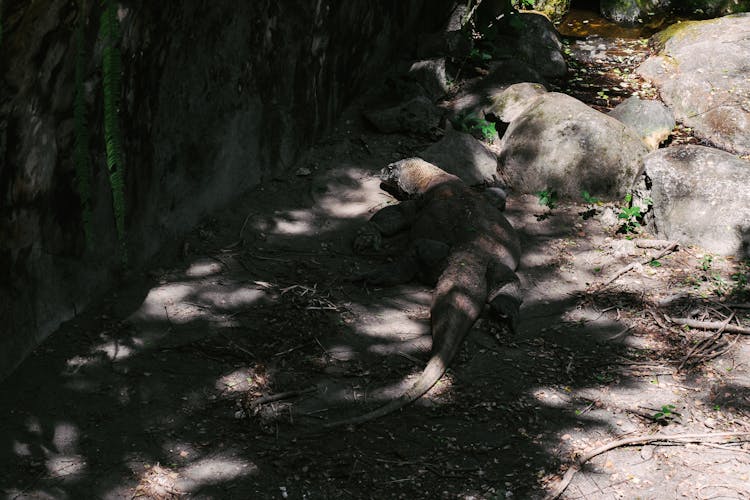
[325, 158, 521, 428]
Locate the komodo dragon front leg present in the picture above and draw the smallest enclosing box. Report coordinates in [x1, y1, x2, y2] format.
[353, 201, 451, 286]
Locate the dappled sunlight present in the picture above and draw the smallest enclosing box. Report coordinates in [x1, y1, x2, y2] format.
[197, 287, 268, 311]
[131, 283, 196, 322]
[51, 422, 79, 455]
[176, 456, 258, 492]
[129, 279, 269, 328]
[185, 258, 224, 278]
[322, 370, 456, 406]
[94, 340, 136, 361]
[314, 165, 390, 218]
[531, 387, 573, 409]
[356, 311, 429, 339]
[266, 209, 318, 236]
[45, 454, 87, 479]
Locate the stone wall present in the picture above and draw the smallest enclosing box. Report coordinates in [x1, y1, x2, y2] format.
[0, 0, 456, 379]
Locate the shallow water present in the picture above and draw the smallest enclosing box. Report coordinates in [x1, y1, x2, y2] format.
[556, 8, 681, 39]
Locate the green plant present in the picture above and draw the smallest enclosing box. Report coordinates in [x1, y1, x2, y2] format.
[451, 112, 498, 142]
[469, 47, 492, 62]
[651, 404, 678, 424]
[581, 191, 600, 205]
[711, 274, 729, 296]
[649, 260, 662, 267]
[618, 193, 650, 234]
[730, 260, 749, 299]
[537, 189, 557, 210]
[74, 1, 94, 250]
[100, 0, 127, 263]
[700, 254, 713, 272]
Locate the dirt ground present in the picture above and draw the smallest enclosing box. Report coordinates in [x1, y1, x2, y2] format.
[2, 25, 750, 500]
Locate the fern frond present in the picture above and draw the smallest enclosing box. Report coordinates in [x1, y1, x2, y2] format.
[73, 2, 94, 250]
[99, 0, 127, 264]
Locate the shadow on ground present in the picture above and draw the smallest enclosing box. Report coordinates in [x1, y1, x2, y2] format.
[1, 106, 749, 500]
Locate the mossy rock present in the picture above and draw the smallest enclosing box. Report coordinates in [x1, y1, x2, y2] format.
[650, 19, 702, 51]
[532, 0, 571, 23]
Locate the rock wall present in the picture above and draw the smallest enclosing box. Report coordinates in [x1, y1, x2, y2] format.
[0, 0, 456, 379]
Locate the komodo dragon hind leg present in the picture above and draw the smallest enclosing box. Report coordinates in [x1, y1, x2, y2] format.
[353, 238, 449, 287]
[486, 262, 522, 334]
[354, 254, 419, 286]
[413, 238, 450, 285]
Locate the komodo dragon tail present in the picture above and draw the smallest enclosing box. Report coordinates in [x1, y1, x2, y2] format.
[324, 250, 487, 429]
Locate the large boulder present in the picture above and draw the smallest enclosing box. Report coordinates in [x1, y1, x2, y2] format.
[420, 130, 499, 185]
[498, 92, 649, 199]
[609, 96, 675, 150]
[408, 59, 449, 102]
[511, 13, 568, 80]
[637, 14, 750, 155]
[487, 82, 548, 123]
[635, 146, 750, 257]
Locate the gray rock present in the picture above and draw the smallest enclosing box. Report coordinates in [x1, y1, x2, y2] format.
[637, 14, 750, 155]
[513, 13, 567, 80]
[420, 130, 499, 185]
[601, 0, 670, 25]
[532, 0, 571, 23]
[416, 3, 472, 58]
[498, 92, 649, 200]
[599, 207, 620, 229]
[408, 59, 449, 102]
[609, 96, 675, 150]
[447, 62, 547, 122]
[675, 1, 750, 16]
[636, 145, 750, 257]
[487, 82, 548, 123]
[364, 95, 443, 134]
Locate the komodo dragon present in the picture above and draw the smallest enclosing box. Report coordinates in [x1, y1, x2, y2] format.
[324, 158, 522, 428]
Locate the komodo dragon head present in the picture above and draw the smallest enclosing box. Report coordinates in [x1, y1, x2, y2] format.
[379, 158, 461, 199]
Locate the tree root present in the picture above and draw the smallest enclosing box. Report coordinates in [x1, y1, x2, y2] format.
[667, 315, 750, 335]
[546, 431, 750, 499]
[250, 386, 317, 407]
[601, 241, 678, 286]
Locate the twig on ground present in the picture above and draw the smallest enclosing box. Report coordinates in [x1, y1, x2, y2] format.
[607, 325, 633, 341]
[646, 308, 670, 330]
[218, 332, 256, 359]
[238, 212, 254, 242]
[273, 341, 314, 357]
[601, 241, 679, 286]
[667, 315, 750, 335]
[677, 313, 733, 370]
[250, 386, 317, 407]
[247, 252, 291, 263]
[546, 431, 750, 500]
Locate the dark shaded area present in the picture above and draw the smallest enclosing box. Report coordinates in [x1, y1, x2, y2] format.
[0, 0, 456, 380]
